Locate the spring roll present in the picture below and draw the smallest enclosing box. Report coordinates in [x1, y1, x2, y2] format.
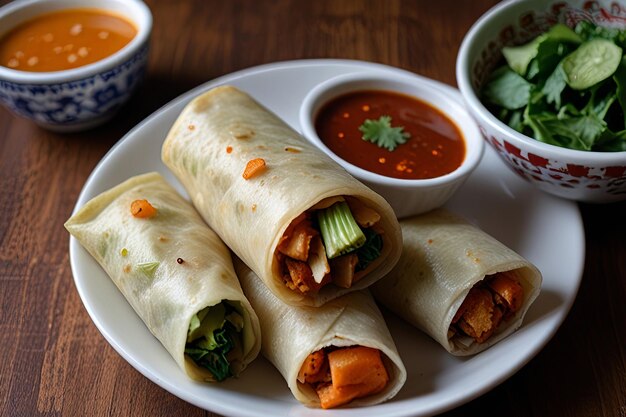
[234, 258, 406, 409]
[65, 172, 261, 381]
[372, 208, 542, 356]
[162, 85, 402, 307]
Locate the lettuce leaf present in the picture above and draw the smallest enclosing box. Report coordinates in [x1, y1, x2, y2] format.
[185, 302, 243, 381]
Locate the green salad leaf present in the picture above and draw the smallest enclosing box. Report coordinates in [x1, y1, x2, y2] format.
[482, 67, 532, 110]
[502, 23, 580, 77]
[185, 302, 243, 382]
[359, 115, 410, 151]
[481, 21, 626, 152]
[615, 57, 626, 127]
[542, 63, 567, 108]
[576, 20, 626, 48]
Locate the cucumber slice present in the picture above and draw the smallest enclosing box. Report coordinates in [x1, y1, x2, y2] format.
[503, 37, 543, 76]
[502, 24, 581, 76]
[562, 39, 623, 90]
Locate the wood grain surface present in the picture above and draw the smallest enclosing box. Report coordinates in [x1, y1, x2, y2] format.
[1, 1, 625, 416]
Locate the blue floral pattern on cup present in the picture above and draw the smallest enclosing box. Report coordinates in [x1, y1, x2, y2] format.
[0, 43, 149, 131]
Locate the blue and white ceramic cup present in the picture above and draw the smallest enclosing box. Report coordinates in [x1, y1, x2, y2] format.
[0, 0, 152, 132]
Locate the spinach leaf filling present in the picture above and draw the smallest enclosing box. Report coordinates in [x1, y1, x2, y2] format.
[184, 302, 243, 381]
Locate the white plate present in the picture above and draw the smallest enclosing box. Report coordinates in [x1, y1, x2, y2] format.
[68, 59, 585, 417]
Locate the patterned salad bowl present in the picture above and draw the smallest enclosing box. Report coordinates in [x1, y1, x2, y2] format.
[457, 0, 626, 203]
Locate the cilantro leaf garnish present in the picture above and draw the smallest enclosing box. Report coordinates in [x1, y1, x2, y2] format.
[359, 115, 410, 151]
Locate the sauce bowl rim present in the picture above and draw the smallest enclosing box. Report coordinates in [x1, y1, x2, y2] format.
[299, 72, 485, 188]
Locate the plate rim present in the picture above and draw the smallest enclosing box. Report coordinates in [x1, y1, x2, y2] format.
[67, 58, 585, 417]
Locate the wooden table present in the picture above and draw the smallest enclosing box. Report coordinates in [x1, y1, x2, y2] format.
[1, 1, 625, 416]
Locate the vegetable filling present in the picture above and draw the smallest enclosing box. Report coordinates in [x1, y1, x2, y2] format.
[277, 196, 384, 295]
[184, 302, 244, 381]
[450, 272, 524, 344]
[297, 346, 389, 409]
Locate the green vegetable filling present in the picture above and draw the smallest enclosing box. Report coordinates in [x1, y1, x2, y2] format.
[184, 302, 243, 382]
[355, 228, 383, 272]
[317, 201, 366, 259]
[481, 21, 626, 152]
[136, 261, 159, 277]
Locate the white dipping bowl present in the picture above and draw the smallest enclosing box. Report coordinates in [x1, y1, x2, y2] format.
[0, 0, 152, 132]
[300, 72, 485, 219]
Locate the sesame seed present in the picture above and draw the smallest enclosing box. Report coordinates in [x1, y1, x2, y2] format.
[15, 51, 24, 59]
[42, 33, 54, 42]
[7, 58, 19, 68]
[98, 31, 109, 40]
[77, 47, 88, 57]
[27, 56, 39, 66]
[53, 46, 63, 54]
[67, 54, 77, 63]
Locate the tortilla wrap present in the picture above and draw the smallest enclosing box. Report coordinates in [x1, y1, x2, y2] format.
[65, 172, 261, 381]
[372, 208, 542, 355]
[234, 257, 406, 408]
[162, 85, 402, 307]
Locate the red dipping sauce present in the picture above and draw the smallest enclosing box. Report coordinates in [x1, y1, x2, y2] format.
[315, 90, 465, 180]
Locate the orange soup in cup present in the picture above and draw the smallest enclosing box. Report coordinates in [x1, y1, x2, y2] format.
[0, 8, 137, 72]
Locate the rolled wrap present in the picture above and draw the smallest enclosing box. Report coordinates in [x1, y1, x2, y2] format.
[65, 172, 261, 381]
[162, 85, 402, 307]
[371, 209, 542, 356]
[234, 258, 406, 408]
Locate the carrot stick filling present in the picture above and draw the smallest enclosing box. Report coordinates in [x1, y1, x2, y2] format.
[297, 346, 389, 409]
[277, 196, 384, 295]
[450, 272, 524, 344]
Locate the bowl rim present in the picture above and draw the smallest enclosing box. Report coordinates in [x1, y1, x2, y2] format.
[0, 0, 152, 84]
[456, 0, 626, 163]
[299, 71, 485, 188]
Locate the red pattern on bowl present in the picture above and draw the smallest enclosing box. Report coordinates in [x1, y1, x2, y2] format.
[457, 0, 626, 202]
[481, 125, 626, 196]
